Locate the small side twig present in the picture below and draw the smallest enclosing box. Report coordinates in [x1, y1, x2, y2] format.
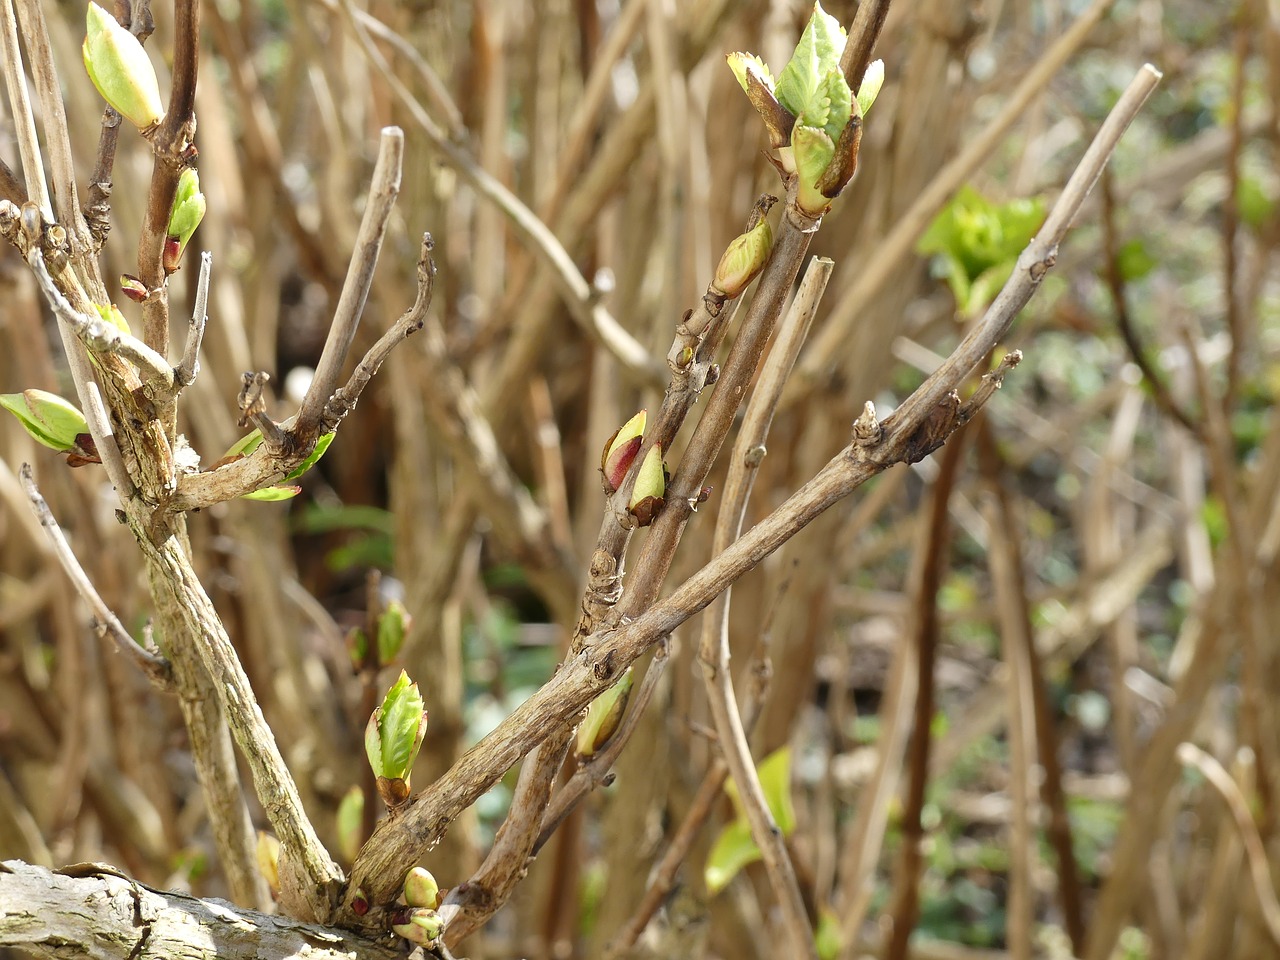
[1177, 743, 1280, 947]
[1100, 169, 1198, 433]
[237, 372, 286, 452]
[20, 464, 173, 689]
[174, 251, 211, 389]
[294, 126, 404, 439]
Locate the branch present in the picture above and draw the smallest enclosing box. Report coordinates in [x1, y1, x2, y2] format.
[136, 0, 200, 353]
[695, 256, 834, 959]
[1177, 744, 1280, 947]
[295, 126, 404, 438]
[0, 860, 402, 960]
[795, 0, 1121, 398]
[20, 465, 172, 689]
[174, 251, 211, 389]
[27, 252, 175, 393]
[337, 64, 1155, 929]
[0, 0, 49, 216]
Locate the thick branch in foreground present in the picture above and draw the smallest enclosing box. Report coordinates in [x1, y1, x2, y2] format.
[0, 860, 400, 960]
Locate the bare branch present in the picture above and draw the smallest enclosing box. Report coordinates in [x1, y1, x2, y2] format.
[174, 251, 211, 389]
[295, 126, 404, 438]
[20, 464, 172, 689]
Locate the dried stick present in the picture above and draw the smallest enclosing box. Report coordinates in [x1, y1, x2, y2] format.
[20, 465, 172, 689]
[295, 127, 403, 438]
[695, 257, 833, 957]
[795, 0, 1119, 397]
[174, 252, 211, 389]
[14, 0, 103, 294]
[979, 467, 1035, 960]
[605, 623, 776, 958]
[340, 61, 1158, 929]
[333, 0, 665, 387]
[0, 0, 50, 216]
[883, 435, 964, 960]
[1177, 743, 1280, 947]
[1222, 16, 1249, 410]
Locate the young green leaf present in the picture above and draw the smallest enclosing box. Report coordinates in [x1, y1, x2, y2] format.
[774, 3, 848, 128]
[336, 786, 364, 864]
[704, 818, 758, 895]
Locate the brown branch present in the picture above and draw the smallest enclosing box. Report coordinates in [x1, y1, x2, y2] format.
[19, 464, 172, 689]
[295, 127, 404, 438]
[137, 0, 201, 353]
[883, 433, 964, 960]
[338, 60, 1157, 935]
[1099, 168, 1198, 433]
[0, 860, 399, 960]
[840, 0, 894, 93]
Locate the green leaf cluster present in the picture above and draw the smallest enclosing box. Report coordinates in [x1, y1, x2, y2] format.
[917, 185, 1046, 316]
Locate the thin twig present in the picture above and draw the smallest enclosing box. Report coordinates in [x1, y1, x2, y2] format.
[977, 426, 1085, 954]
[1222, 16, 1249, 410]
[136, 0, 201, 353]
[0, 0, 50, 217]
[20, 465, 173, 689]
[883, 435, 964, 960]
[1099, 169, 1198, 432]
[174, 252, 211, 389]
[295, 126, 403, 438]
[840, 0, 894, 93]
[1177, 743, 1280, 947]
[695, 257, 833, 957]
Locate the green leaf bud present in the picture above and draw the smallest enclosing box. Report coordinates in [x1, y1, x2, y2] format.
[791, 124, 836, 217]
[628, 443, 666, 527]
[376, 599, 411, 665]
[1, 389, 89, 452]
[576, 668, 634, 757]
[365, 670, 428, 808]
[713, 218, 773, 297]
[166, 168, 206, 270]
[82, 2, 164, 130]
[404, 866, 441, 909]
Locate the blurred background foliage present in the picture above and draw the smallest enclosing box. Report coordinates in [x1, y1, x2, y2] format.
[2, 0, 1279, 958]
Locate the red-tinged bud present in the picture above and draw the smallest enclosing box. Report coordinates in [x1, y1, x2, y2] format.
[162, 236, 183, 274]
[350, 888, 369, 916]
[600, 409, 647, 494]
[120, 274, 148, 302]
